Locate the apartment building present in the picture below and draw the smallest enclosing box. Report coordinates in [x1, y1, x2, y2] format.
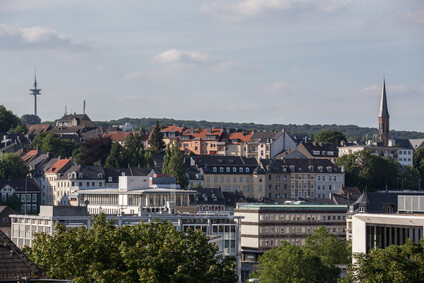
[44, 159, 74, 205]
[0, 178, 41, 213]
[255, 159, 291, 200]
[234, 203, 348, 281]
[246, 130, 297, 160]
[190, 156, 258, 197]
[296, 141, 339, 163]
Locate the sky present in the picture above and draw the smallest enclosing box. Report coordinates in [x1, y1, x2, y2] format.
[0, 0, 423, 131]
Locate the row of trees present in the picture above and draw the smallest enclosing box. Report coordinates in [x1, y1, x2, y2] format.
[251, 226, 351, 282]
[25, 214, 237, 282]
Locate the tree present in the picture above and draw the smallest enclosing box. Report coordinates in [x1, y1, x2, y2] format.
[335, 151, 396, 191]
[414, 148, 424, 188]
[125, 134, 145, 167]
[303, 226, 351, 265]
[0, 105, 20, 132]
[105, 143, 128, 168]
[163, 142, 188, 188]
[20, 114, 41, 125]
[251, 241, 340, 282]
[350, 239, 424, 282]
[30, 132, 78, 158]
[0, 153, 28, 178]
[314, 130, 347, 145]
[75, 137, 112, 166]
[149, 121, 165, 153]
[144, 150, 155, 168]
[0, 193, 22, 213]
[394, 162, 421, 190]
[24, 214, 237, 282]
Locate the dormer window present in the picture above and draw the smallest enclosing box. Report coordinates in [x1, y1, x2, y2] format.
[98, 173, 103, 178]
[318, 166, 323, 171]
[203, 194, 208, 201]
[79, 173, 83, 178]
[246, 167, 249, 173]
[213, 167, 217, 172]
[226, 167, 230, 172]
[327, 151, 334, 156]
[313, 151, 320, 155]
[108, 176, 113, 182]
[327, 167, 332, 172]
[212, 194, 217, 201]
[220, 167, 224, 172]
[233, 167, 237, 173]
[239, 167, 243, 173]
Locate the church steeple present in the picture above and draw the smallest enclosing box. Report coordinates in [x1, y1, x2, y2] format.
[379, 79, 389, 118]
[378, 79, 390, 146]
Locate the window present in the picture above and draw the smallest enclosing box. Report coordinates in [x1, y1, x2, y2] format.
[233, 177, 237, 183]
[246, 167, 250, 172]
[213, 167, 217, 172]
[220, 167, 224, 172]
[227, 177, 230, 182]
[233, 167, 237, 172]
[240, 167, 243, 172]
[32, 194, 37, 202]
[240, 177, 243, 183]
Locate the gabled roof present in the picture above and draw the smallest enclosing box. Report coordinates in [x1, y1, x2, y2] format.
[58, 113, 92, 122]
[0, 178, 40, 192]
[45, 159, 73, 174]
[251, 131, 282, 142]
[0, 206, 18, 228]
[409, 139, 424, 150]
[103, 132, 130, 142]
[59, 165, 105, 180]
[21, 149, 39, 165]
[0, 230, 46, 280]
[226, 131, 253, 144]
[26, 123, 52, 136]
[297, 141, 339, 157]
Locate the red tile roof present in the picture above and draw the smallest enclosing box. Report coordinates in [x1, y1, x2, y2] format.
[21, 150, 38, 164]
[227, 131, 253, 143]
[26, 124, 51, 135]
[104, 132, 130, 142]
[46, 159, 72, 174]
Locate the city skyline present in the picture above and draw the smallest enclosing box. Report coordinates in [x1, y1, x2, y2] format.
[1, 0, 423, 131]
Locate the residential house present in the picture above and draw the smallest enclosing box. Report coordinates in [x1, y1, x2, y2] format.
[246, 130, 297, 160]
[44, 159, 74, 205]
[0, 206, 19, 238]
[56, 113, 96, 129]
[0, 178, 41, 213]
[296, 141, 339, 163]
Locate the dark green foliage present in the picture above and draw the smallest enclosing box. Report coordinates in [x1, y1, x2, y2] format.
[162, 142, 188, 188]
[30, 132, 78, 158]
[0, 153, 28, 178]
[335, 151, 419, 191]
[0, 105, 20, 132]
[349, 239, 424, 282]
[144, 150, 155, 168]
[314, 130, 347, 145]
[414, 148, 424, 188]
[20, 114, 41, 125]
[0, 193, 22, 213]
[303, 226, 351, 265]
[149, 121, 165, 153]
[24, 214, 237, 282]
[10, 125, 27, 134]
[93, 117, 424, 141]
[125, 134, 145, 167]
[104, 143, 128, 168]
[250, 241, 340, 282]
[75, 137, 112, 166]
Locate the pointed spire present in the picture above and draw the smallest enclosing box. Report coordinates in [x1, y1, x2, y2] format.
[379, 79, 390, 118]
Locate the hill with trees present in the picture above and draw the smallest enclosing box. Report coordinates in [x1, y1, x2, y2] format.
[90, 117, 424, 142]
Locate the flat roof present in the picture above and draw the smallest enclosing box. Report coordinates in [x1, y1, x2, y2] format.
[236, 204, 348, 210]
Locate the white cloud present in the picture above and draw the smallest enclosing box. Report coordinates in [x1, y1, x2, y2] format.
[0, 24, 92, 52]
[403, 10, 424, 24]
[153, 49, 255, 71]
[200, 0, 347, 21]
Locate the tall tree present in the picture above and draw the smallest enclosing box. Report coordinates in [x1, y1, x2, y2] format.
[0, 153, 28, 178]
[303, 226, 351, 265]
[350, 239, 424, 282]
[105, 143, 128, 168]
[75, 137, 112, 166]
[250, 241, 340, 282]
[20, 114, 41, 125]
[149, 121, 165, 153]
[0, 193, 22, 212]
[125, 134, 145, 167]
[24, 214, 237, 282]
[0, 105, 20, 132]
[163, 142, 188, 188]
[414, 148, 424, 188]
[144, 150, 155, 168]
[314, 129, 347, 145]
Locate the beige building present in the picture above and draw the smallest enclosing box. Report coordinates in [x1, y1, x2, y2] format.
[44, 159, 74, 205]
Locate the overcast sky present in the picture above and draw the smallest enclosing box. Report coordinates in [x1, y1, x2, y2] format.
[1, 0, 423, 131]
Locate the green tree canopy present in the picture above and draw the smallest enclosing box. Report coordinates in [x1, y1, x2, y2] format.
[162, 142, 188, 188]
[350, 239, 424, 282]
[30, 132, 78, 158]
[251, 241, 340, 282]
[74, 137, 112, 166]
[303, 226, 351, 265]
[20, 114, 41, 125]
[414, 148, 424, 188]
[104, 142, 128, 168]
[0, 193, 22, 213]
[314, 130, 347, 145]
[336, 151, 397, 191]
[24, 214, 237, 282]
[125, 134, 145, 167]
[0, 153, 28, 178]
[0, 105, 20, 132]
[149, 121, 165, 153]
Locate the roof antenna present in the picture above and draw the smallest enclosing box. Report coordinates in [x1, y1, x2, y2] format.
[83, 100, 86, 114]
[65, 105, 67, 115]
